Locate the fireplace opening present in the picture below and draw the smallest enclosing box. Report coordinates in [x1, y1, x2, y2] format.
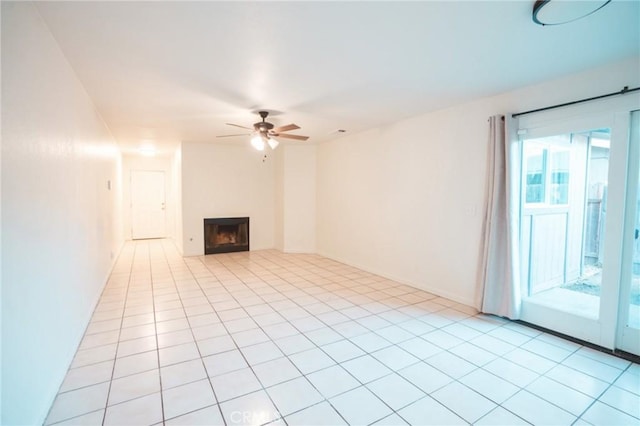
[204, 217, 249, 255]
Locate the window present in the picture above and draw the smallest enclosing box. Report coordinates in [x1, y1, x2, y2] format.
[550, 150, 570, 204]
[523, 136, 571, 206]
[525, 144, 546, 203]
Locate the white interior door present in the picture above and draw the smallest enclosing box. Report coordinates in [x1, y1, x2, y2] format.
[131, 170, 166, 239]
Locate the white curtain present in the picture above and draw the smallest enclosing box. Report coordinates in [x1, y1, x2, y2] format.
[476, 115, 522, 319]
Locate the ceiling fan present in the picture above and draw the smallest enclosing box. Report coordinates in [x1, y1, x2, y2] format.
[217, 110, 309, 151]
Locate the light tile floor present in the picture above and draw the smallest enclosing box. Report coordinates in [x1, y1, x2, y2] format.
[45, 240, 640, 425]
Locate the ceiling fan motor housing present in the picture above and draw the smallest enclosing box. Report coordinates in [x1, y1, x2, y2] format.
[253, 111, 273, 135]
[254, 122, 274, 132]
[254, 111, 274, 133]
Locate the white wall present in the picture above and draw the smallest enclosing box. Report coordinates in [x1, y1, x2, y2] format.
[274, 148, 285, 251]
[1, 3, 123, 424]
[122, 154, 175, 241]
[181, 142, 275, 256]
[172, 145, 184, 254]
[281, 145, 317, 253]
[317, 57, 640, 307]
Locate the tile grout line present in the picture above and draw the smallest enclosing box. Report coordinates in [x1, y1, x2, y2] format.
[259, 253, 491, 424]
[147, 242, 168, 426]
[46, 241, 639, 425]
[200, 250, 582, 425]
[100, 243, 136, 426]
[158, 241, 616, 424]
[215, 252, 379, 424]
[179, 244, 634, 425]
[199, 251, 485, 424]
[191, 254, 315, 415]
[195, 251, 424, 424]
[185, 248, 292, 425]
[158, 239, 229, 426]
[569, 363, 635, 424]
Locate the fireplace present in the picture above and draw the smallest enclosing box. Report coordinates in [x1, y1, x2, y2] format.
[204, 217, 249, 254]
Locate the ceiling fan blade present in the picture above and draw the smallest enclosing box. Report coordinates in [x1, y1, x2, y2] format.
[216, 133, 249, 138]
[272, 123, 300, 133]
[275, 133, 309, 141]
[225, 123, 253, 130]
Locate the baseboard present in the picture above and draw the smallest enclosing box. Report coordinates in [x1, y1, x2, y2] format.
[40, 240, 125, 424]
[315, 250, 476, 308]
[282, 249, 315, 254]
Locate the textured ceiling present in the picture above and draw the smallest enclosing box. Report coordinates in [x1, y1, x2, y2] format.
[35, 1, 640, 155]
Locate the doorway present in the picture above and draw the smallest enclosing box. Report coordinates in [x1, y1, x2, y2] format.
[517, 104, 639, 355]
[131, 170, 166, 239]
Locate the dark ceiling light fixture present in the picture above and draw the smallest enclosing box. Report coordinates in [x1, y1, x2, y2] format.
[532, 0, 611, 26]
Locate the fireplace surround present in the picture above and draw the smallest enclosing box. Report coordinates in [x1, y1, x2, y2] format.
[204, 217, 249, 254]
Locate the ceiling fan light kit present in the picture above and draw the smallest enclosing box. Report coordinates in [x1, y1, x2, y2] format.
[532, 0, 611, 26]
[217, 110, 309, 151]
[250, 134, 265, 151]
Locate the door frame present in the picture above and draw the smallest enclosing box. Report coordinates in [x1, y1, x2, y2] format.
[616, 109, 640, 354]
[516, 94, 640, 352]
[130, 169, 167, 240]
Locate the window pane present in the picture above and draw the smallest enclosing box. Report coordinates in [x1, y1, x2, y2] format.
[551, 150, 570, 204]
[525, 145, 546, 203]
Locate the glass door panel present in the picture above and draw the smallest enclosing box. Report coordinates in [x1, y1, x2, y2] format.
[625, 176, 639, 327]
[617, 110, 640, 356]
[628, 177, 639, 329]
[521, 129, 609, 320]
[517, 98, 640, 350]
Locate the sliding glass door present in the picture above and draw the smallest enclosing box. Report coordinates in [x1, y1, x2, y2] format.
[617, 110, 640, 354]
[516, 98, 639, 355]
[520, 128, 608, 320]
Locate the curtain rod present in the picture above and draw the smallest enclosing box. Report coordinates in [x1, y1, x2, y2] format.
[511, 86, 640, 118]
